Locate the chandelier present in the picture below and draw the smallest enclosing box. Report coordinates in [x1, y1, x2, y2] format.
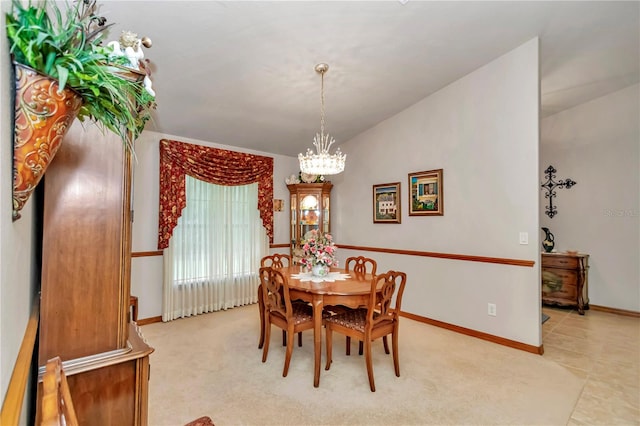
[298, 63, 346, 175]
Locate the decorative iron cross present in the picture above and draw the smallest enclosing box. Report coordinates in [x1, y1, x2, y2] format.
[541, 165, 577, 218]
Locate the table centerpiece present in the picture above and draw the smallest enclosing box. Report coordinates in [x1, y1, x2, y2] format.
[298, 229, 338, 277]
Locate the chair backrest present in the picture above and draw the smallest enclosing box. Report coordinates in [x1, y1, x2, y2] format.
[345, 256, 377, 276]
[41, 356, 78, 426]
[260, 253, 291, 268]
[184, 416, 215, 426]
[259, 267, 293, 319]
[367, 270, 407, 326]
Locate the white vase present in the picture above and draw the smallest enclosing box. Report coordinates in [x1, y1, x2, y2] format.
[312, 264, 329, 277]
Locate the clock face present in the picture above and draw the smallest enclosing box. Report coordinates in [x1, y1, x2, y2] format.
[301, 173, 318, 183]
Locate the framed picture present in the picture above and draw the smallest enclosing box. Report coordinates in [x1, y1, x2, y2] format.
[373, 182, 401, 223]
[408, 169, 443, 216]
[273, 199, 284, 212]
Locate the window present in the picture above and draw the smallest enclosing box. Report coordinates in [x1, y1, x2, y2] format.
[172, 176, 267, 285]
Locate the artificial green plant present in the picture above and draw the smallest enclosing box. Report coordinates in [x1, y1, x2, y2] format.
[5, 0, 156, 150]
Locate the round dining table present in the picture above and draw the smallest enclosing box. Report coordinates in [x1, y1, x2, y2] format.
[280, 266, 378, 387]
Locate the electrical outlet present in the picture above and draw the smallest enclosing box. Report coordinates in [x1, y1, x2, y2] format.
[488, 303, 497, 316]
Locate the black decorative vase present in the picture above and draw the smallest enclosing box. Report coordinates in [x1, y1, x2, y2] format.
[541, 227, 555, 253]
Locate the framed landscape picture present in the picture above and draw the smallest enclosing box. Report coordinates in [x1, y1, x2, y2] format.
[408, 169, 443, 216]
[373, 182, 401, 223]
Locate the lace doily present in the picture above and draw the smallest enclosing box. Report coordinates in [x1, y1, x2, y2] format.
[290, 271, 351, 283]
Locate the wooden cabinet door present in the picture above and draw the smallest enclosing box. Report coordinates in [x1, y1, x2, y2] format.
[39, 121, 132, 363]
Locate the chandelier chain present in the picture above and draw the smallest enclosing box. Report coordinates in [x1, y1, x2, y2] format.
[320, 69, 326, 138]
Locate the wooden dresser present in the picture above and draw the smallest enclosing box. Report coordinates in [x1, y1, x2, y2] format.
[36, 122, 153, 424]
[541, 252, 590, 315]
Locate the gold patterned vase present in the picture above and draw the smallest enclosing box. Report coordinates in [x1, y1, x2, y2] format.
[12, 63, 83, 220]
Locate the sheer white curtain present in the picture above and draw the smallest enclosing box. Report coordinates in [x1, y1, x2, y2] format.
[162, 176, 268, 321]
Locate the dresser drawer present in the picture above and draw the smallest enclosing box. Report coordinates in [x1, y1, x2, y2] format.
[540, 252, 589, 314]
[542, 269, 577, 298]
[542, 255, 579, 269]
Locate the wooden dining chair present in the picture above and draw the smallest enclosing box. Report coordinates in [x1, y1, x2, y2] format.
[324, 270, 407, 392]
[346, 256, 377, 276]
[184, 416, 215, 426]
[258, 254, 304, 349]
[41, 356, 78, 426]
[259, 266, 315, 377]
[342, 256, 378, 355]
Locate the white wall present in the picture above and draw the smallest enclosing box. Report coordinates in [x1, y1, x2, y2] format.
[131, 39, 542, 347]
[1, 0, 40, 420]
[332, 39, 542, 346]
[540, 84, 640, 311]
[130, 131, 298, 319]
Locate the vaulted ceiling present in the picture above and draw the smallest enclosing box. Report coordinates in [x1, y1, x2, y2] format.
[104, 1, 639, 157]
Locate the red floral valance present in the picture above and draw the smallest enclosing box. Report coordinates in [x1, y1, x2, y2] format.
[158, 139, 274, 249]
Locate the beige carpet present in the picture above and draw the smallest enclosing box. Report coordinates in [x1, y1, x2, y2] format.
[142, 305, 583, 426]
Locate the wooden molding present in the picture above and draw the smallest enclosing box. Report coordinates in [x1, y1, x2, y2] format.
[0, 298, 40, 426]
[338, 244, 535, 267]
[134, 245, 291, 253]
[136, 316, 163, 326]
[131, 251, 163, 258]
[590, 304, 640, 318]
[399, 311, 544, 355]
[269, 243, 289, 249]
[37, 323, 154, 378]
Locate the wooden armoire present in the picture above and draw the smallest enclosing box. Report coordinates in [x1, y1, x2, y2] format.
[36, 121, 153, 424]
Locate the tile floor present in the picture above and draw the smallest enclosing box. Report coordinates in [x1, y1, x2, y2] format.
[542, 306, 640, 425]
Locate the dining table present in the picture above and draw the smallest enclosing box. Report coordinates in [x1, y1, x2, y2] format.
[280, 266, 380, 387]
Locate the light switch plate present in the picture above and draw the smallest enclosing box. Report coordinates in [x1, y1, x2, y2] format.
[519, 232, 528, 245]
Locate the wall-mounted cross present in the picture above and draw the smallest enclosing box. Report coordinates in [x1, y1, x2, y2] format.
[541, 165, 577, 218]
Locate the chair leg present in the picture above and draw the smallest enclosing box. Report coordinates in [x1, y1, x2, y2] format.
[283, 326, 295, 377]
[129, 295, 138, 322]
[258, 287, 265, 349]
[262, 316, 271, 363]
[392, 330, 400, 377]
[346, 336, 351, 355]
[282, 330, 287, 346]
[364, 336, 375, 392]
[298, 332, 303, 347]
[325, 327, 333, 370]
[382, 335, 390, 354]
[359, 340, 364, 355]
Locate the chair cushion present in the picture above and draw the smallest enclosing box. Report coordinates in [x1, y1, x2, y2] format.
[325, 308, 370, 332]
[323, 304, 349, 315]
[293, 300, 332, 318]
[290, 302, 314, 324]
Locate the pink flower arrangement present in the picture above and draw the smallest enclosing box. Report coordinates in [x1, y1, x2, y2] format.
[299, 229, 338, 269]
